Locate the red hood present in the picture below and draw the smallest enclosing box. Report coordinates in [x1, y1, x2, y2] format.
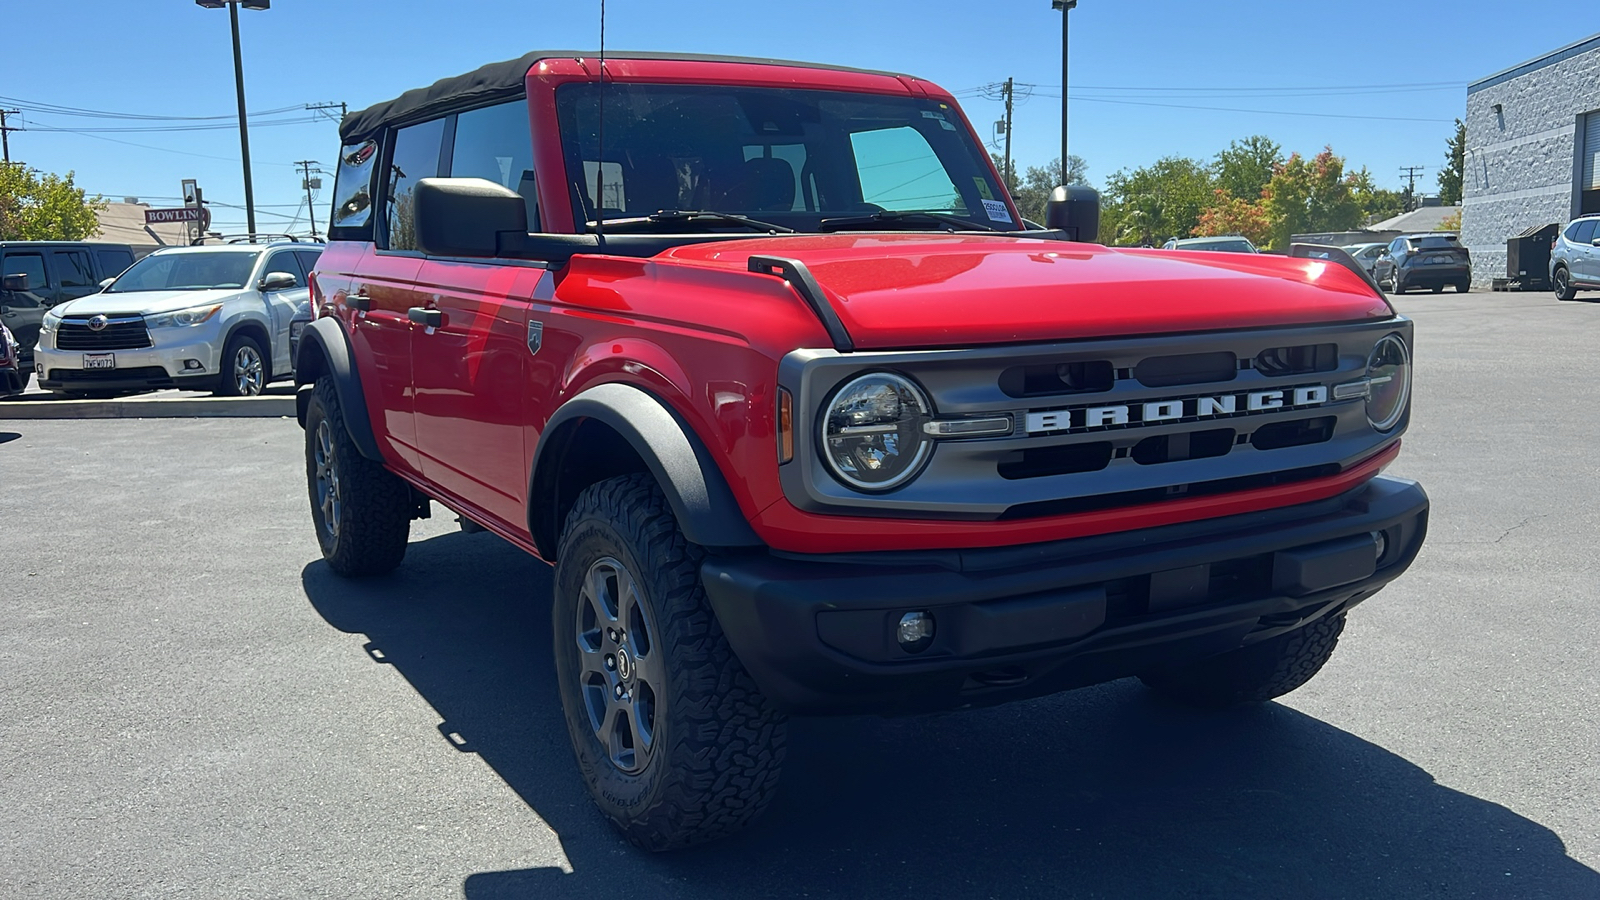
[659, 235, 1393, 350]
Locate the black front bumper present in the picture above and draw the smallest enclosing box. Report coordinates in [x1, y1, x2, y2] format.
[702, 475, 1428, 715]
[0, 365, 24, 396]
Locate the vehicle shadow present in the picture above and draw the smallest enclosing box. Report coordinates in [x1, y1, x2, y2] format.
[0, 432, 20, 445]
[302, 532, 1600, 900]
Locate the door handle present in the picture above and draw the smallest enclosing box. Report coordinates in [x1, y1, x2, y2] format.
[408, 307, 443, 328]
[348, 290, 372, 311]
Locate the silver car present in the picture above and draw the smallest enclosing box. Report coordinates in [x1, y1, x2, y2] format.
[1552, 214, 1600, 301]
[1343, 242, 1387, 276]
[32, 241, 322, 397]
[1161, 235, 1259, 253]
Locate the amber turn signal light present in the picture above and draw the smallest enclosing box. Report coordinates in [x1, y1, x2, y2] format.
[777, 388, 794, 464]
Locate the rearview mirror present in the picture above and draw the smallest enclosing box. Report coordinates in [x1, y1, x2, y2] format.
[260, 271, 298, 292]
[2, 274, 28, 291]
[1044, 185, 1101, 243]
[413, 177, 529, 258]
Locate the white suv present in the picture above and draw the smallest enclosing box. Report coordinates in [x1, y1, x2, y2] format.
[34, 240, 322, 397]
[1552, 214, 1600, 301]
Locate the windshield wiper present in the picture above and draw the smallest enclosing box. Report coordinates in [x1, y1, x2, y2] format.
[817, 210, 999, 233]
[591, 209, 794, 234]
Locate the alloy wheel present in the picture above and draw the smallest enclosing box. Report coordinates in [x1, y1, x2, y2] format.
[574, 556, 664, 774]
[234, 345, 264, 395]
[313, 419, 342, 540]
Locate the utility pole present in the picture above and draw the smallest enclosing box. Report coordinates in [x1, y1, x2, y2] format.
[1002, 78, 1015, 189]
[0, 109, 21, 163]
[307, 101, 347, 125]
[1052, 0, 1077, 180]
[296, 160, 323, 240]
[1400, 165, 1425, 212]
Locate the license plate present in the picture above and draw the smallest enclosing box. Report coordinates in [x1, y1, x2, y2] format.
[83, 353, 116, 370]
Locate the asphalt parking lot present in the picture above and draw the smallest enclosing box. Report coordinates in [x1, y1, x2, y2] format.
[3, 289, 1598, 898]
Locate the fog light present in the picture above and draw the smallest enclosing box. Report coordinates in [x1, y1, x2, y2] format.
[183, 359, 205, 371]
[897, 611, 935, 653]
[1372, 530, 1388, 564]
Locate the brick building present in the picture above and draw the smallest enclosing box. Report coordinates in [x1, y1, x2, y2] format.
[1462, 33, 1600, 287]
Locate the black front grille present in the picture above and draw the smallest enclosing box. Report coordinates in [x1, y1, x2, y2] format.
[57, 319, 152, 351]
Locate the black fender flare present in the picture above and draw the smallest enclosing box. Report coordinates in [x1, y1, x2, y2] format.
[292, 317, 384, 462]
[529, 382, 763, 557]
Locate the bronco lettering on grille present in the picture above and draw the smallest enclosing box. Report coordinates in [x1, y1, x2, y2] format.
[1025, 385, 1329, 435]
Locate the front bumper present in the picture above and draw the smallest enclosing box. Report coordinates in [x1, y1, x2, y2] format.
[0, 364, 24, 396]
[34, 323, 224, 392]
[702, 474, 1428, 715]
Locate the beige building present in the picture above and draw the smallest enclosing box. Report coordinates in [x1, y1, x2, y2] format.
[93, 201, 191, 256]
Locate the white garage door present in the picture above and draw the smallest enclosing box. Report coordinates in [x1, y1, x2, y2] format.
[1584, 110, 1600, 190]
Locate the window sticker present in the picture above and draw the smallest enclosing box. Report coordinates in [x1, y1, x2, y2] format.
[981, 199, 1014, 224]
[973, 178, 995, 201]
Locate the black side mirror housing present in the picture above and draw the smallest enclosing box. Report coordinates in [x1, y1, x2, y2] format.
[2, 274, 29, 291]
[414, 177, 529, 258]
[1044, 185, 1101, 242]
[260, 271, 298, 292]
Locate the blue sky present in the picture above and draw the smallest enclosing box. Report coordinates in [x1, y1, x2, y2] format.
[2, 1, 1589, 234]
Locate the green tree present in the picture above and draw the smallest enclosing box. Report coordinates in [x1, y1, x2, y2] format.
[0, 163, 105, 241]
[1099, 155, 1215, 246]
[994, 153, 1089, 224]
[1438, 118, 1466, 204]
[1212, 135, 1283, 202]
[1261, 148, 1362, 248]
[1346, 167, 1405, 223]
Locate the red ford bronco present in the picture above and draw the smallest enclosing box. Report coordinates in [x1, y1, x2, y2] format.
[295, 52, 1428, 850]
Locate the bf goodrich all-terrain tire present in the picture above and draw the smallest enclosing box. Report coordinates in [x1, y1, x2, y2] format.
[1139, 612, 1347, 707]
[553, 473, 786, 851]
[304, 376, 411, 576]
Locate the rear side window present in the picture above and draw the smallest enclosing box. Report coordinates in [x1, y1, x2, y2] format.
[95, 247, 135, 276]
[294, 249, 324, 277]
[451, 100, 539, 231]
[52, 249, 95, 287]
[331, 140, 378, 233]
[3, 251, 50, 291]
[1568, 219, 1597, 244]
[384, 119, 447, 251]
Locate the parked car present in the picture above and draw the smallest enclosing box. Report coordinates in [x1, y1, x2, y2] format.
[295, 50, 1427, 851]
[0, 321, 25, 397]
[288, 297, 312, 375]
[1343, 242, 1387, 276]
[1, 241, 137, 366]
[32, 239, 322, 397]
[1161, 235, 1259, 253]
[1374, 233, 1471, 293]
[1551, 214, 1600, 301]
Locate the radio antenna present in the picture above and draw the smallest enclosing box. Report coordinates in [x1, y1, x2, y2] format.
[594, 0, 607, 249]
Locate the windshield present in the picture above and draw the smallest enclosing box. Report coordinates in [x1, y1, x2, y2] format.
[107, 251, 259, 292]
[556, 84, 1012, 232]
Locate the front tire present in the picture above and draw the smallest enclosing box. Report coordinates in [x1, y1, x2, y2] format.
[303, 377, 411, 576]
[553, 473, 786, 851]
[1139, 612, 1347, 707]
[216, 333, 266, 396]
[1554, 266, 1577, 301]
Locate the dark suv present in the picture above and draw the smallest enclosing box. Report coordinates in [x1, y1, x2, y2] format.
[1374, 232, 1472, 294]
[1, 241, 138, 369]
[296, 51, 1427, 851]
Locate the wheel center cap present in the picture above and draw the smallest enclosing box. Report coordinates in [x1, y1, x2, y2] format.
[616, 647, 633, 682]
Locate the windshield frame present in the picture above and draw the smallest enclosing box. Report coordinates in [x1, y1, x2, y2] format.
[552, 81, 1018, 236]
[105, 250, 262, 293]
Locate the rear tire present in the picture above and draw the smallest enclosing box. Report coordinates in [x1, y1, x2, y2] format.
[304, 376, 411, 576]
[1140, 612, 1347, 707]
[1454, 280, 1471, 293]
[1390, 275, 1406, 294]
[1554, 266, 1577, 301]
[1431, 283, 1444, 293]
[553, 473, 786, 851]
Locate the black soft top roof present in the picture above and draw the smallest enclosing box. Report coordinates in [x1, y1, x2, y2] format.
[340, 51, 909, 143]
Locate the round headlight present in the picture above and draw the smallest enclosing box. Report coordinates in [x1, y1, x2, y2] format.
[820, 373, 933, 491]
[1365, 334, 1410, 431]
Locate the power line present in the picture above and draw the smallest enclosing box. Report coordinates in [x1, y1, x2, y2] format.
[22, 124, 301, 166]
[0, 93, 306, 122]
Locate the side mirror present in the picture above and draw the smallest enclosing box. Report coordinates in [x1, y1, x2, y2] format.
[413, 177, 529, 258]
[1044, 185, 1100, 243]
[2, 274, 28, 291]
[260, 271, 298, 292]
[1590, 237, 1600, 247]
[98, 277, 115, 290]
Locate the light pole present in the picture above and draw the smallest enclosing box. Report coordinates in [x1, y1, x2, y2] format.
[196, 0, 269, 237]
[1051, 0, 1077, 184]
